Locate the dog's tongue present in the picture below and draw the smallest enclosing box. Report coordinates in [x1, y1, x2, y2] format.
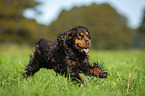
[83, 49, 89, 53]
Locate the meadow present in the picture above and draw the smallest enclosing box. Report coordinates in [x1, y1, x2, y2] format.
[0, 45, 145, 96]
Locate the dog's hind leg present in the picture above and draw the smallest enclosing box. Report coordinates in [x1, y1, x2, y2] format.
[23, 51, 42, 77]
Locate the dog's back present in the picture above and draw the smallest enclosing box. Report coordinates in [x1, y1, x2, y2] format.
[36, 38, 57, 55]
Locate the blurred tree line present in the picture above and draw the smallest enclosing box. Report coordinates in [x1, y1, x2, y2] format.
[0, 0, 144, 49]
[0, 0, 45, 43]
[137, 9, 145, 48]
[45, 3, 133, 49]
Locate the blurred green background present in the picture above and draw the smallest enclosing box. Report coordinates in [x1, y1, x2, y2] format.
[0, 0, 145, 50]
[0, 1, 145, 96]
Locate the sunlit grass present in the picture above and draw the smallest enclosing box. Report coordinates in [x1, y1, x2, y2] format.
[0, 45, 145, 96]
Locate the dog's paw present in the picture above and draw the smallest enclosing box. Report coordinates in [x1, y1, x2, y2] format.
[99, 72, 108, 78]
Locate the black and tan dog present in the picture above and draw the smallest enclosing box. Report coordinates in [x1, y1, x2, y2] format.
[23, 25, 108, 83]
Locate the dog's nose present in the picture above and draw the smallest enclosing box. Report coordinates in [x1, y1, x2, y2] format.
[86, 40, 91, 44]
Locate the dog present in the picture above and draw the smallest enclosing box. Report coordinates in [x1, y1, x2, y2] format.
[23, 25, 108, 83]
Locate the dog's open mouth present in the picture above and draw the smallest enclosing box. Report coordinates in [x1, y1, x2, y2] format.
[76, 43, 90, 53]
[74, 39, 91, 53]
[81, 48, 89, 53]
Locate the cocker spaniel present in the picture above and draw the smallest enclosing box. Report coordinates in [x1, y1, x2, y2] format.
[23, 25, 108, 83]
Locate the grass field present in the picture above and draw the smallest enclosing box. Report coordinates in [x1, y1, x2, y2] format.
[0, 45, 145, 96]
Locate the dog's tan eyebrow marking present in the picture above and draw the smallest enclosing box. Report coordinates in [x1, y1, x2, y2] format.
[80, 32, 84, 36]
[86, 32, 88, 35]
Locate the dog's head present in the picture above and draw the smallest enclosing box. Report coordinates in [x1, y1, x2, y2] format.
[57, 25, 91, 54]
[73, 25, 91, 54]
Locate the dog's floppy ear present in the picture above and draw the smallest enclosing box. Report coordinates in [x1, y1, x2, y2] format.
[57, 27, 77, 54]
[57, 26, 78, 45]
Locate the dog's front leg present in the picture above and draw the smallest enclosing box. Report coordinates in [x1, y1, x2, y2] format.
[89, 67, 108, 78]
[81, 60, 108, 78]
[66, 60, 83, 83]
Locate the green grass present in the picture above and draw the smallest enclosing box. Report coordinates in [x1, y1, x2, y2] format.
[0, 45, 145, 96]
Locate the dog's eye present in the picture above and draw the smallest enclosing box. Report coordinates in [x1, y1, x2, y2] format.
[86, 32, 89, 36]
[80, 32, 84, 36]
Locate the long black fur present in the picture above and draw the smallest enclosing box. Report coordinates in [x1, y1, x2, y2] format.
[23, 25, 108, 83]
